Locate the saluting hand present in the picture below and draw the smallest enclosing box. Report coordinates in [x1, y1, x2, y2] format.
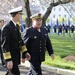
[7, 61, 13, 70]
[50, 54, 54, 60]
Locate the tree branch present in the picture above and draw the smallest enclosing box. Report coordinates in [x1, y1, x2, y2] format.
[43, 0, 71, 22]
[51, 0, 71, 6]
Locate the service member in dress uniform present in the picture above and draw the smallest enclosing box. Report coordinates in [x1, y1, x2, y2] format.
[1, 6, 31, 75]
[70, 25, 74, 34]
[0, 19, 6, 67]
[53, 25, 57, 33]
[64, 25, 68, 34]
[22, 13, 54, 75]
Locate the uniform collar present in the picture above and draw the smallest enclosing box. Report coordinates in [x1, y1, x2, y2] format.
[32, 26, 41, 32]
[11, 18, 17, 27]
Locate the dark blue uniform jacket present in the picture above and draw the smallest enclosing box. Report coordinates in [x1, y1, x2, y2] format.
[23, 26, 54, 62]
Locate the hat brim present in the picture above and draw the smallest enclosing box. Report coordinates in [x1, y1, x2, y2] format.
[18, 12, 24, 15]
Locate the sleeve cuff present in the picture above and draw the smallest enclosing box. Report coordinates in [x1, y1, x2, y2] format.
[3, 52, 12, 60]
[20, 45, 27, 53]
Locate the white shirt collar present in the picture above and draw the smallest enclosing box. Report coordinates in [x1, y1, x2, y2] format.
[37, 29, 41, 32]
[11, 18, 17, 27]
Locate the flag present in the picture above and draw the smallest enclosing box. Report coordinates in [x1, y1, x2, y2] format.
[56, 19, 60, 36]
[20, 19, 25, 32]
[56, 19, 58, 27]
[49, 19, 53, 34]
[49, 19, 53, 26]
[62, 18, 64, 25]
[68, 18, 70, 26]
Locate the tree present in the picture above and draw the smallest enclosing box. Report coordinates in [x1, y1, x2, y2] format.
[24, 0, 32, 27]
[23, 0, 73, 27]
[0, 0, 74, 26]
[0, 0, 24, 20]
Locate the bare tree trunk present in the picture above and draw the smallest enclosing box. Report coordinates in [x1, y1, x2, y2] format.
[42, 5, 52, 26]
[24, 0, 32, 27]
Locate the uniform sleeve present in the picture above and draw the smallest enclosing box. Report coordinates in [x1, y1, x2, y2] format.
[1, 27, 12, 61]
[18, 29, 28, 58]
[20, 44, 28, 59]
[20, 39, 27, 53]
[23, 29, 30, 49]
[17, 25, 28, 54]
[46, 34, 54, 56]
[22, 29, 30, 58]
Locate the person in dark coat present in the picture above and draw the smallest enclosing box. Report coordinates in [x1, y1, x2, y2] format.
[70, 25, 74, 34]
[46, 24, 51, 33]
[23, 13, 54, 75]
[64, 25, 68, 34]
[1, 6, 31, 75]
[0, 19, 6, 67]
[53, 25, 57, 33]
[58, 25, 62, 34]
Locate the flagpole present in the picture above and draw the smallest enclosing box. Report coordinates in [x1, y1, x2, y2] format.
[56, 19, 59, 36]
[49, 18, 53, 34]
[68, 18, 71, 37]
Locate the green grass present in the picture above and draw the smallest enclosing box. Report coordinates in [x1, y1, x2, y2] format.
[43, 33, 75, 70]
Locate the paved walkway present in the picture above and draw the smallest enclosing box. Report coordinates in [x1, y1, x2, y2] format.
[0, 60, 61, 75]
